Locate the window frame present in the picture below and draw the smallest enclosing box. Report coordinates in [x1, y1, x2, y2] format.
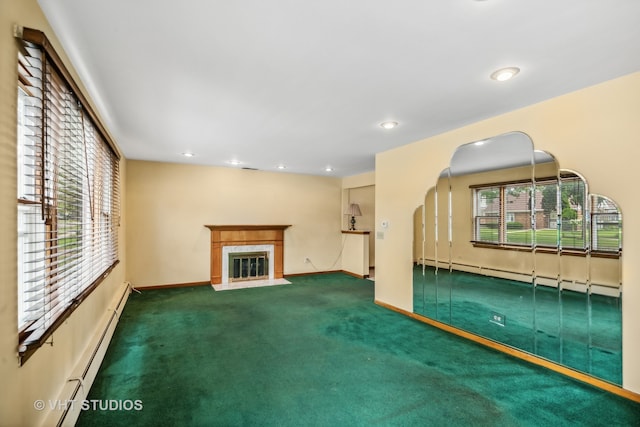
[471, 176, 620, 258]
[16, 27, 121, 365]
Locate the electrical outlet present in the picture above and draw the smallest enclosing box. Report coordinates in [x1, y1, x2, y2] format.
[489, 311, 506, 327]
[304, 257, 310, 263]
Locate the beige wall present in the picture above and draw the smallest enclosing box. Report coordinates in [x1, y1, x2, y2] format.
[126, 160, 343, 286]
[375, 71, 640, 393]
[0, 1, 127, 425]
[342, 171, 375, 189]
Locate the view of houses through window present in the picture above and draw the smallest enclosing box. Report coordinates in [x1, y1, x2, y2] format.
[473, 176, 621, 253]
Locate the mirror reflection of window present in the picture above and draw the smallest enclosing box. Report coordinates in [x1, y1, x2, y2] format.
[505, 183, 533, 246]
[535, 180, 558, 247]
[560, 175, 587, 250]
[414, 132, 623, 386]
[591, 195, 622, 253]
[474, 187, 500, 243]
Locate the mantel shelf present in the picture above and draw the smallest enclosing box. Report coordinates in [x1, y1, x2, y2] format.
[205, 225, 291, 231]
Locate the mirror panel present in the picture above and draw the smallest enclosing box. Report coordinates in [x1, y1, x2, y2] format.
[423, 188, 437, 316]
[449, 133, 536, 353]
[413, 205, 425, 314]
[556, 171, 592, 374]
[412, 132, 622, 385]
[435, 169, 452, 324]
[532, 153, 562, 363]
[586, 194, 622, 383]
[589, 283, 622, 383]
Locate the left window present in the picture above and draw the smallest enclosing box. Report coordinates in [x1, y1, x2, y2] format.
[16, 29, 120, 364]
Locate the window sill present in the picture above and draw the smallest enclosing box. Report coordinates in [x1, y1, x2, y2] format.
[18, 260, 119, 366]
[470, 242, 620, 259]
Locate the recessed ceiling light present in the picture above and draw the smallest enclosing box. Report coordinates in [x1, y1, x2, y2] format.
[277, 165, 286, 170]
[490, 67, 520, 82]
[380, 121, 398, 130]
[182, 152, 195, 157]
[226, 160, 242, 166]
[325, 166, 334, 172]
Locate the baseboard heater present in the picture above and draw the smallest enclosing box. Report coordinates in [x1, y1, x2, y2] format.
[48, 282, 131, 427]
[417, 260, 619, 296]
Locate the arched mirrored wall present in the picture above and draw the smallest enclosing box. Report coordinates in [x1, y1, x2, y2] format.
[413, 131, 622, 385]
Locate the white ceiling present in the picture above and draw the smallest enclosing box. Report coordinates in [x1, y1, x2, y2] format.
[38, 0, 640, 177]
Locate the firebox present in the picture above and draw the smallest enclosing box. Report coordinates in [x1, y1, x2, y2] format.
[229, 252, 269, 282]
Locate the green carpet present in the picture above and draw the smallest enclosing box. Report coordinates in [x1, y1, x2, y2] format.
[77, 273, 640, 426]
[413, 266, 622, 384]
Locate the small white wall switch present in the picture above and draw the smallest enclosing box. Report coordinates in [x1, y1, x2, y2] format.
[377, 231, 384, 240]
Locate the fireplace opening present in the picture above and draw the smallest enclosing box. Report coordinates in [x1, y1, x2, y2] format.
[229, 252, 269, 282]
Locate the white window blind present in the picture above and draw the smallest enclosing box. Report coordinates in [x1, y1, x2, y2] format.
[16, 29, 120, 364]
[474, 186, 500, 243]
[472, 175, 620, 256]
[591, 195, 622, 253]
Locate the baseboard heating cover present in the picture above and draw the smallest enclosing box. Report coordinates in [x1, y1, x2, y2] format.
[43, 281, 131, 427]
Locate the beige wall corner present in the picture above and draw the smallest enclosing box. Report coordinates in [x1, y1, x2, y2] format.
[342, 171, 375, 189]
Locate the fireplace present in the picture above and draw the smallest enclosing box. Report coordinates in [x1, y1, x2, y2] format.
[205, 225, 290, 285]
[222, 244, 275, 284]
[229, 252, 268, 282]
